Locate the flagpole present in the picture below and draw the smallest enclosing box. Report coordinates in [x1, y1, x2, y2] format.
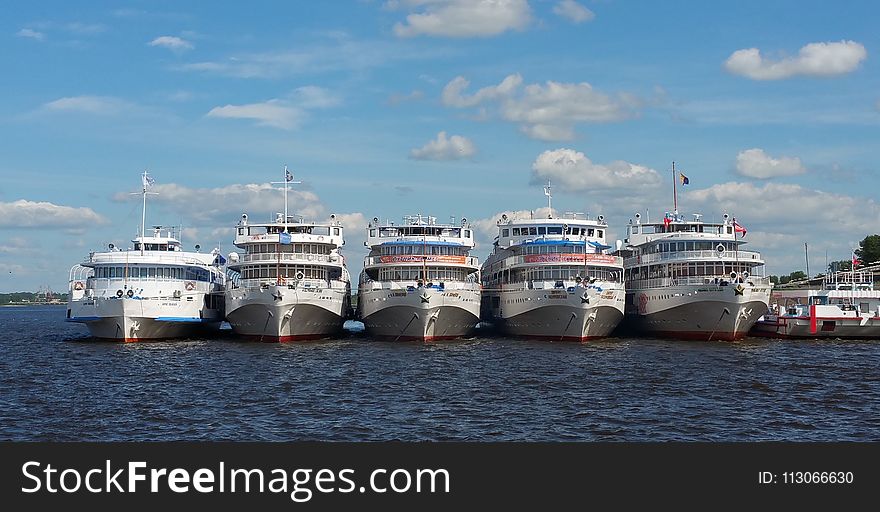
[672, 161, 678, 214]
[283, 165, 289, 231]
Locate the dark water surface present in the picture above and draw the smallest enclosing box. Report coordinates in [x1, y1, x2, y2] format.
[1, 306, 878, 441]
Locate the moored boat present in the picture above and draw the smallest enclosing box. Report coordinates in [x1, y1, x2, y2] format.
[357, 214, 481, 341]
[480, 182, 625, 341]
[224, 167, 351, 341]
[66, 172, 225, 341]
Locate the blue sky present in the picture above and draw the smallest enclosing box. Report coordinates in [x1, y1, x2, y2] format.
[1, 0, 878, 292]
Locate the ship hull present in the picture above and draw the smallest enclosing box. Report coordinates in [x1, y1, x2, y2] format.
[623, 284, 771, 341]
[225, 284, 347, 341]
[483, 283, 625, 341]
[66, 296, 222, 341]
[752, 315, 880, 339]
[358, 286, 480, 341]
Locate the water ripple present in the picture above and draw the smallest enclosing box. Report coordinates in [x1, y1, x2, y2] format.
[1, 306, 878, 441]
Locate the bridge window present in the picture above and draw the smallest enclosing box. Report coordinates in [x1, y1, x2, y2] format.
[547, 226, 562, 235]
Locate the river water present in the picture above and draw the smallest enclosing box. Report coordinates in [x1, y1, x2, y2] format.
[1, 306, 877, 441]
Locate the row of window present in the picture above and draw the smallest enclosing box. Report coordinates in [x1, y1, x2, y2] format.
[245, 243, 332, 255]
[638, 241, 738, 254]
[485, 265, 621, 284]
[239, 226, 340, 236]
[238, 265, 335, 280]
[631, 225, 730, 235]
[92, 265, 215, 282]
[376, 245, 468, 256]
[625, 262, 758, 279]
[516, 245, 599, 255]
[502, 226, 602, 238]
[134, 243, 180, 252]
[371, 228, 470, 238]
[369, 266, 470, 282]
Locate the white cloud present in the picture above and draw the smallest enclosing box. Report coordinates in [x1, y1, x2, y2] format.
[735, 148, 806, 179]
[16, 28, 46, 41]
[724, 40, 867, 80]
[148, 35, 194, 51]
[441, 74, 522, 108]
[552, 0, 595, 24]
[410, 131, 477, 160]
[113, 182, 326, 225]
[393, 0, 532, 38]
[505, 81, 639, 140]
[0, 200, 107, 228]
[41, 96, 137, 116]
[205, 87, 340, 130]
[206, 101, 302, 130]
[531, 148, 661, 191]
[441, 74, 639, 141]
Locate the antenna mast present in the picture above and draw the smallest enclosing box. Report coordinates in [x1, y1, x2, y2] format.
[137, 170, 157, 256]
[544, 179, 553, 218]
[271, 165, 301, 231]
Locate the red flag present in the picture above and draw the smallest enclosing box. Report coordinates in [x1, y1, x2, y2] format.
[732, 218, 747, 237]
[663, 213, 672, 228]
[853, 255, 860, 267]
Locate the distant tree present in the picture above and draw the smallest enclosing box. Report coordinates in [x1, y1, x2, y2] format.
[789, 271, 807, 281]
[855, 235, 880, 266]
[829, 260, 852, 273]
[769, 275, 779, 285]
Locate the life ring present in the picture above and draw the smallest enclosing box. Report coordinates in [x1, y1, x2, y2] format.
[185, 281, 195, 291]
[126, 289, 134, 298]
[73, 281, 84, 291]
[716, 244, 725, 254]
[730, 271, 737, 280]
[295, 271, 305, 280]
[116, 289, 123, 298]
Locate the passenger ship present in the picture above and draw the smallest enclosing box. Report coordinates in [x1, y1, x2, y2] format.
[619, 212, 771, 340]
[751, 269, 880, 338]
[224, 169, 351, 341]
[66, 172, 225, 341]
[357, 214, 481, 341]
[481, 184, 625, 340]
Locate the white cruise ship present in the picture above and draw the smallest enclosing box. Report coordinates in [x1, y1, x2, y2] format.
[357, 214, 481, 341]
[752, 269, 880, 339]
[480, 185, 625, 340]
[619, 212, 771, 340]
[224, 169, 351, 341]
[66, 172, 225, 341]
